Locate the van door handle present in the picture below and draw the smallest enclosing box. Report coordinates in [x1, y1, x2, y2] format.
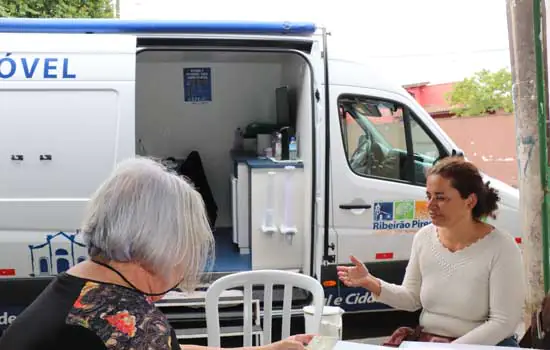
[339, 204, 372, 210]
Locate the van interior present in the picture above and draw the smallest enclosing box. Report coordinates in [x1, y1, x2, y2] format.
[135, 50, 312, 274]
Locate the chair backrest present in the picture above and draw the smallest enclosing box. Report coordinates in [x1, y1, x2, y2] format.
[205, 270, 325, 347]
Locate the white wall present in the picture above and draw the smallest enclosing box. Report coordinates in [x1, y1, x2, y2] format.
[136, 53, 285, 227]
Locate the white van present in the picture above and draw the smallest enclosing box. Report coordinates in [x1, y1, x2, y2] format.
[0, 18, 520, 333]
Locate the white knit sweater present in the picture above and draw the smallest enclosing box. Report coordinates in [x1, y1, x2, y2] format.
[373, 224, 526, 345]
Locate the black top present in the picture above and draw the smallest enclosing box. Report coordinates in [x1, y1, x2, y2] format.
[0, 273, 180, 350]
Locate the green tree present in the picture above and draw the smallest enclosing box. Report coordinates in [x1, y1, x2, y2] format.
[446, 68, 514, 117]
[0, 0, 114, 18]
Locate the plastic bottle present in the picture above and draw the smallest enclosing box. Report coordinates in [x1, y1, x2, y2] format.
[273, 132, 282, 160]
[289, 137, 298, 160]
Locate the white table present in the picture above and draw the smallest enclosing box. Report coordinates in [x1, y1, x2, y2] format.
[400, 341, 540, 349]
[330, 340, 540, 350]
[332, 340, 389, 350]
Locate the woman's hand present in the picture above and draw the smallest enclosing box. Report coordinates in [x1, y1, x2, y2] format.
[336, 255, 370, 287]
[267, 334, 315, 350]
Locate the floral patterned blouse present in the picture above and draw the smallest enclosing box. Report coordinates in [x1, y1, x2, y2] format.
[0, 273, 180, 350]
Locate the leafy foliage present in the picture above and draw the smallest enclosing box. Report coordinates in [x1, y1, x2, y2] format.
[446, 68, 513, 117]
[0, 0, 114, 18]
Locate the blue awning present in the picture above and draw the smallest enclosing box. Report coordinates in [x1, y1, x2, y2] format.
[0, 18, 317, 36]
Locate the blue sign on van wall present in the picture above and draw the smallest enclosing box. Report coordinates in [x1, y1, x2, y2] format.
[184, 67, 212, 103]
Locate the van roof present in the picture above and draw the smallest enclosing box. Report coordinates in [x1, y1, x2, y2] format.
[329, 59, 409, 96]
[0, 18, 317, 35]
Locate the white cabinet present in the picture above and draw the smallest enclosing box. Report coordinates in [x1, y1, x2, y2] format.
[230, 152, 305, 266]
[249, 167, 305, 270]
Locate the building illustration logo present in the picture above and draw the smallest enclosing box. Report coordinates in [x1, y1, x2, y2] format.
[373, 200, 431, 230]
[28, 231, 88, 277]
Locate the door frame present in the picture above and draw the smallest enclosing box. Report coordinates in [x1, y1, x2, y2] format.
[135, 42, 321, 277]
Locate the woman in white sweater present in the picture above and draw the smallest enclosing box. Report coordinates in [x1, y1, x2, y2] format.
[337, 156, 526, 347]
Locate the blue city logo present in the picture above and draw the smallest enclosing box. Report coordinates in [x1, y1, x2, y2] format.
[373, 200, 430, 230]
[28, 231, 87, 277]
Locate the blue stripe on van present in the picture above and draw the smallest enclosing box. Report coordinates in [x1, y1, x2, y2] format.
[0, 18, 317, 35]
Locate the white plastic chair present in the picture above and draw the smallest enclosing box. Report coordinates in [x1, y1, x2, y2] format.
[205, 270, 325, 347]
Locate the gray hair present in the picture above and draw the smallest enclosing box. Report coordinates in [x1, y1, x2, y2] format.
[81, 157, 214, 291]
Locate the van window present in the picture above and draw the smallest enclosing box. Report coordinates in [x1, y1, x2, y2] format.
[338, 95, 444, 186]
[410, 117, 441, 162]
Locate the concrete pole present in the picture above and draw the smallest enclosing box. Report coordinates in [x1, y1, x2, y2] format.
[506, 0, 547, 320]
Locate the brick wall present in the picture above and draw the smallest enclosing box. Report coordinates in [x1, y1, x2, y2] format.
[436, 114, 518, 187]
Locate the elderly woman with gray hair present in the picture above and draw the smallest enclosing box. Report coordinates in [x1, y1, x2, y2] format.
[0, 158, 313, 350]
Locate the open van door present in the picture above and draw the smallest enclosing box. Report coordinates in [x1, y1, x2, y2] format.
[323, 81, 449, 311]
[0, 32, 136, 235]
